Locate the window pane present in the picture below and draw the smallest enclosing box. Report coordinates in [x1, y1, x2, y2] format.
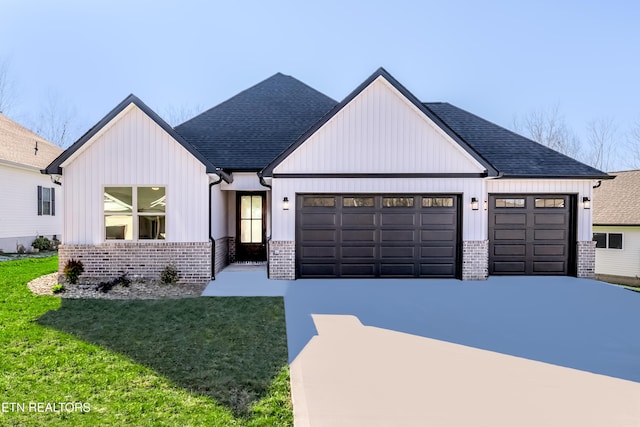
[383, 197, 414, 207]
[41, 188, 51, 215]
[251, 219, 262, 242]
[593, 233, 606, 248]
[343, 197, 374, 207]
[105, 215, 133, 240]
[422, 197, 454, 207]
[495, 198, 525, 208]
[252, 196, 262, 219]
[240, 219, 252, 243]
[608, 233, 623, 249]
[535, 198, 565, 208]
[138, 215, 166, 240]
[104, 187, 132, 213]
[241, 196, 252, 219]
[138, 187, 166, 213]
[303, 196, 335, 207]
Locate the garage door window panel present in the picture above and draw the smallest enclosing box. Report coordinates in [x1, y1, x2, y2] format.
[422, 197, 454, 207]
[383, 197, 414, 207]
[535, 198, 565, 208]
[343, 197, 374, 207]
[495, 198, 525, 208]
[303, 196, 335, 207]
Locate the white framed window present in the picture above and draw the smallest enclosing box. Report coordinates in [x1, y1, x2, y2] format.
[104, 186, 166, 241]
[37, 186, 55, 216]
[593, 232, 623, 250]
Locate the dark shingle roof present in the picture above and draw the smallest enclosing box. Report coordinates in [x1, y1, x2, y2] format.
[175, 73, 337, 170]
[593, 170, 640, 225]
[423, 102, 608, 178]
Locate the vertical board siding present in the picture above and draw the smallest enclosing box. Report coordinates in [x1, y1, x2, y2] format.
[594, 227, 640, 277]
[274, 78, 484, 175]
[487, 179, 594, 241]
[271, 177, 485, 241]
[210, 184, 227, 239]
[63, 105, 208, 244]
[0, 164, 63, 249]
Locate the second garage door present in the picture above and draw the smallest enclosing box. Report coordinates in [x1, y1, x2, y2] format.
[489, 194, 575, 275]
[296, 194, 460, 278]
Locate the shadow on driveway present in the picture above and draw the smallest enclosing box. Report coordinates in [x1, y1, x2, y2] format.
[284, 276, 640, 383]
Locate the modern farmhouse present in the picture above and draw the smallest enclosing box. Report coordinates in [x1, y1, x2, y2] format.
[45, 68, 609, 282]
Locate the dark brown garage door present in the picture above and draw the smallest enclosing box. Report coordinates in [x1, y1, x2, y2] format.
[296, 194, 460, 278]
[489, 194, 575, 275]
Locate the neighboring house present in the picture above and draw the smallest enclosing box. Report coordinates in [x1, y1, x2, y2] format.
[593, 170, 640, 285]
[44, 68, 609, 283]
[0, 114, 62, 253]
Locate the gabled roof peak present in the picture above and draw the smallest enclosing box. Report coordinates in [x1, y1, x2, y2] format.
[44, 93, 223, 177]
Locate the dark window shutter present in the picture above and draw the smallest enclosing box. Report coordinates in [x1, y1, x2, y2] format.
[51, 187, 55, 216]
[37, 186, 42, 216]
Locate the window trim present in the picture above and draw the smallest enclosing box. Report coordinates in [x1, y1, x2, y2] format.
[103, 185, 166, 242]
[593, 232, 623, 250]
[37, 185, 55, 216]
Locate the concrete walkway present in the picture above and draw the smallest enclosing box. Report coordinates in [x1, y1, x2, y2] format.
[202, 271, 640, 426]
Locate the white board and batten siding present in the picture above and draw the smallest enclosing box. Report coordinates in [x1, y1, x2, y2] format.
[272, 178, 486, 241]
[271, 75, 489, 242]
[273, 77, 485, 175]
[61, 104, 209, 244]
[487, 179, 595, 241]
[0, 163, 62, 251]
[593, 226, 640, 278]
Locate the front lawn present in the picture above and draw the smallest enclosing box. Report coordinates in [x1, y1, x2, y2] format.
[0, 257, 292, 426]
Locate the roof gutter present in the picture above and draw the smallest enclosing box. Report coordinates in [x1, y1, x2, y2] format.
[208, 173, 225, 280]
[257, 171, 272, 278]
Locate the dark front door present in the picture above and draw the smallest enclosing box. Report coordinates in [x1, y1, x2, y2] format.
[488, 194, 575, 275]
[236, 192, 267, 261]
[296, 194, 460, 278]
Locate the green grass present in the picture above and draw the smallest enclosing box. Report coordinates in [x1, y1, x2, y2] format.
[0, 257, 292, 426]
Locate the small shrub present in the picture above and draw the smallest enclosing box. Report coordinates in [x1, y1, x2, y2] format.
[95, 273, 131, 293]
[32, 236, 52, 251]
[16, 244, 26, 254]
[64, 259, 84, 284]
[95, 280, 114, 293]
[160, 264, 179, 285]
[114, 273, 131, 288]
[51, 235, 60, 250]
[52, 284, 65, 294]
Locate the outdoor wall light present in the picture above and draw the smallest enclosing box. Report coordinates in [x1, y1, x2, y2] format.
[471, 197, 479, 210]
[283, 196, 289, 210]
[583, 196, 591, 209]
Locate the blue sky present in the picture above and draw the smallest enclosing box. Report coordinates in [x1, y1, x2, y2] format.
[2, 0, 639, 170]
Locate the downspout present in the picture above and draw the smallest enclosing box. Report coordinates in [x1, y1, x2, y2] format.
[209, 174, 224, 280]
[258, 172, 272, 278]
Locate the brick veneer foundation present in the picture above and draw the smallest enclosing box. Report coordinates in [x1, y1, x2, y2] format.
[462, 240, 489, 280]
[228, 237, 237, 263]
[213, 237, 231, 276]
[576, 240, 596, 279]
[59, 242, 212, 284]
[268, 240, 295, 280]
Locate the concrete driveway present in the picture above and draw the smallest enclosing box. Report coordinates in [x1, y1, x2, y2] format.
[204, 274, 640, 426]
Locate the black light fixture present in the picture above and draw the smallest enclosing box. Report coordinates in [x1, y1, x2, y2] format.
[471, 197, 479, 210]
[283, 196, 289, 210]
[583, 196, 591, 209]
